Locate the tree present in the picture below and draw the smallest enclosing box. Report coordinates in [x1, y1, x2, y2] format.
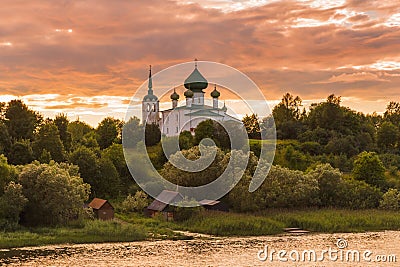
[122, 117, 143, 148]
[271, 93, 304, 139]
[0, 182, 28, 230]
[379, 188, 400, 210]
[96, 117, 122, 150]
[161, 145, 228, 187]
[33, 121, 65, 162]
[384, 101, 400, 126]
[69, 146, 98, 187]
[121, 191, 149, 212]
[8, 140, 34, 165]
[145, 123, 161, 146]
[68, 120, 93, 148]
[179, 130, 195, 150]
[18, 162, 90, 225]
[3, 100, 41, 140]
[352, 151, 386, 189]
[242, 114, 261, 139]
[54, 114, 72, 152]
[95, 157, 120, 197]
[307, 164, 343, 207]
[0, 154, 13, 193]
[377, 121, 398, 152]
[0, 122, 11, 155]
[194, 119, 230, 149]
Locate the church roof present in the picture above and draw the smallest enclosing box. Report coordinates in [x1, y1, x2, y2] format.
[184, 60, 208, 92]
[185, 109, 224, 117]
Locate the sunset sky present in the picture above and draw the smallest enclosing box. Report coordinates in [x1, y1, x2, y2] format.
[0, 0, 399, 126]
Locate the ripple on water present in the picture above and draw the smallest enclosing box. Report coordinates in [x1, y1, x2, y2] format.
[1, 231, 399, 267]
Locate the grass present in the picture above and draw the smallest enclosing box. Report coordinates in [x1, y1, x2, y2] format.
[0, 219, 147, 249]
[1, 209, 400, 249]
[171, 209, 400, 236]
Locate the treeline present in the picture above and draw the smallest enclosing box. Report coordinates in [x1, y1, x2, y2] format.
[1, 94, 400, 229]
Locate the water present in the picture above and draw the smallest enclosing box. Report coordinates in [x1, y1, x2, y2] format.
[1, 231, 399, 266]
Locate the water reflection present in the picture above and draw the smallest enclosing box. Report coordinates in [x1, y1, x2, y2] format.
[1, 231, 399, 267]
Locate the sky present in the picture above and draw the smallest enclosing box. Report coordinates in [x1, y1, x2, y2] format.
[0, 0, 399, 126]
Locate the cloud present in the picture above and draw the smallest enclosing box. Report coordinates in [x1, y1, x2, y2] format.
[0, 0, 399, 125]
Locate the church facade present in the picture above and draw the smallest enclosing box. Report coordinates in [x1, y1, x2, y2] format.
[142, 62, 240, 137]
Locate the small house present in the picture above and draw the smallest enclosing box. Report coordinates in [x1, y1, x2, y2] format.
[146, 190, 183, 221]
[88, 198, 114, 220]
[199, 199, 229, 212]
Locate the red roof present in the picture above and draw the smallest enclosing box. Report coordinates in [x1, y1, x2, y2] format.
[88, 198, 110, 210]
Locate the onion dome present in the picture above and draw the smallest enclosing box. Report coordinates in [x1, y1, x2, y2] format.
[210, 85, 220, 98]
[222, 101, 227, 112]
[183, 59, 208, 92]
[184, 89, 194, 98]
[170, 88, 179, 100]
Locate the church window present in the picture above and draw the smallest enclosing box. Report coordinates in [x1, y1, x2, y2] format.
[146, 104, 150, 112]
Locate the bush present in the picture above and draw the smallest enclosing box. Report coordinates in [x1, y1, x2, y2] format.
[121, 191, 149, 212]
[379, 189, 400, 210]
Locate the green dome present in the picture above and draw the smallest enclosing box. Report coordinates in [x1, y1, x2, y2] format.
[170, 89, 179, 100]
[184, 89, 194, 98]
[184, 67, 208, 92]
[211, 86, 220, 98]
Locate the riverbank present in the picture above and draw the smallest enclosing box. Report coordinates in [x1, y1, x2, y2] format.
[1, 209, 399, 249]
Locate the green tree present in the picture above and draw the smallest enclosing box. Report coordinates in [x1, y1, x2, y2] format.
[96, 117, 122, 150]
[122, 117, 143, 148]
[121, 191, 149, 212]
[0, 122, 11, 155]
[377, 121, 398, 152]
[95, 157, 120, 197]
[194, 119, 230, 149]
[242, 114, 261, 139]
[18, 162, 90, 225]
[161, 145, 227, 187]
[179, 130, 195, 150]
[0, 182, 28, 230]
[307, 164, 343, 207]
[352, 151, 386, 189]
[8, 140, 34, 165]
[379, 188, 400, 210]
[33, 121, 65, 162]
[68, 120, 93, 148]
[3, 100, 41, 140]
[145, 123, 161, 146]
[271, 93, 304, 139]
[54, 114, 72, 152]
[384, 101, 400, 126]
[0, 154, 13, 193]
[69, 146, 98, 187]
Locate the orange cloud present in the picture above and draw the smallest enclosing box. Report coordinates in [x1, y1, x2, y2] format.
[0, 0, 399, 125]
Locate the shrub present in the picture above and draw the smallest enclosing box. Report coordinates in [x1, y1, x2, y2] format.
[121, 191, 149, 212]
[379, 189, 400, 210]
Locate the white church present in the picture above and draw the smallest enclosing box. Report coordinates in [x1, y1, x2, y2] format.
[142, 61, 240, 137]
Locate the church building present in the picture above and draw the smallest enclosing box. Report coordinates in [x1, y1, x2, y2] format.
[142, 61, 240, 137]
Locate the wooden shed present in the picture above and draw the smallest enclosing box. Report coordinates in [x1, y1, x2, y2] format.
[199, 199, 229, 212]
[88, 198, 114, 220]
[146, 190, 183, 221]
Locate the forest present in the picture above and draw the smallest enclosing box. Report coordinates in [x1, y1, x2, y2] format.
[1, 93, 400, 231]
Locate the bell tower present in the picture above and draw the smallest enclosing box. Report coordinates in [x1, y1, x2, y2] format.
[142, 65, 159, 124]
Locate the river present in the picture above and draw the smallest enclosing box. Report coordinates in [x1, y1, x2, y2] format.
[1, 231, 399, 266]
